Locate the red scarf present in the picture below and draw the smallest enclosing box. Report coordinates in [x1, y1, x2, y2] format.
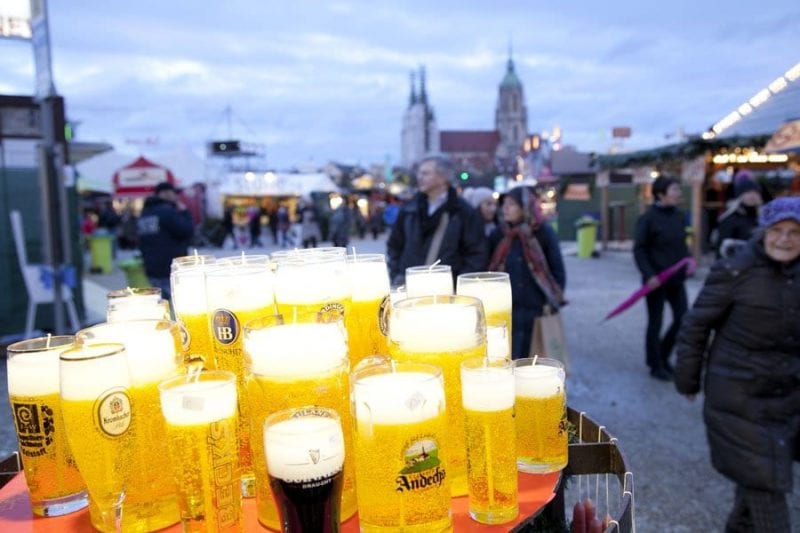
[488, 223, 566, 310]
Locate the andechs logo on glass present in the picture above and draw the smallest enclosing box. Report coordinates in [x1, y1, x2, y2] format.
[395, 437, 446, 493]
[212, 309, 239, 345]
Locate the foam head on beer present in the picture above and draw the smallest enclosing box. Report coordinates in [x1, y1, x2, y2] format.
[264, 414, 345, 482]
[59, 343, 130, 401]
[160, 379, 237, 426]
[245, 322, 347, 377]
[457, 278, 511, 316]
[274, 258, 349, 304]
[346, 256, 390, 302]
[171, 265, 211, 314]
[8, 343, 64, 397]
[514, 365, 564, 398]
[389, 302, 480, 353]
[354, 372, 445, 425]
[461, 366, 515, 412]
[206, 263, 275, 311]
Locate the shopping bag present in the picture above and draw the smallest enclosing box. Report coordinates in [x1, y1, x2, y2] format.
[530, 305, 570, 373]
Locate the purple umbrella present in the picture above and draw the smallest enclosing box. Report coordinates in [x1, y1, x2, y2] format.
[603, 257, 697, 321]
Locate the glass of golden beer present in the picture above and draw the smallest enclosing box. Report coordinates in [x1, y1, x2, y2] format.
[263, 406, 345, 533]
[346, 253, 390, 367]
[457, 272, 512, 354]
[405, 264, 453, 297]
[388, 294, 486, 496]
[171, 255, 218, 368]
[513, 357, 567, 473]
[272, 252, 351, 324]
[486, 319, 510, 361]
[77, 320, 182, 531]
[7, 336, 87, 517]
[159, 370, 242, 532]
[352, 360, 451, 532]
[59, 342, 133, 532]
[243, 313, 356, 529]
[205, 255, 275, 498]
[460, 358, 518, 524]
[106, 287, 170, 323]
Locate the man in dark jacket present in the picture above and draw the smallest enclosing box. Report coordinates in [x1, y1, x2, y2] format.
[386, 155, 487, 286]
[675, 197, 800, 532]
[137, 182, 194, 299]
[633, 176, 691, 381]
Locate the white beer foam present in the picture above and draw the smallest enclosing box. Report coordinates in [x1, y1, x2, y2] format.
[246, 323, 347, 378]
[60, 347, 131, 400]
[390, 303, 479, 352]
[514, 365, 564, 398]
[457, 283, 511, 314]
[486, 325, 509, 360]
[405, 271, 453, 298]
[264, 416, 345, 481]
[171, 266, 210, 314]
[274, 262, 349, 304]
[107, 301, 167, 322]
[160, 380, 237, 425]
[461, 368, 515, 411]
[8, 351, 60, 396]
[353, 372, 445, 425]
[79, 322, 179, 386]
[347, 262, 390, 302]
[205, 266, 275, 311]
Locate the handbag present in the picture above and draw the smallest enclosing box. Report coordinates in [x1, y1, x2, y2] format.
[530, 305, 570, 373]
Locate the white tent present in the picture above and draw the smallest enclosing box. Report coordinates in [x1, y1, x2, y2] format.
[219, 172, 340, 198]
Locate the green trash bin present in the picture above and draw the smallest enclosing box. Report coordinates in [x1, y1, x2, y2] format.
[118, 258, 151, 288]
[575, 216, 598, 259]
[88, 234, 114, 274]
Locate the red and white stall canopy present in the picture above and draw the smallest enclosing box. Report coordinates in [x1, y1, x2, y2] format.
[112, 156, 176, 197]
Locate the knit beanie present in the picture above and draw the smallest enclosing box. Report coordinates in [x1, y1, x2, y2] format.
[733, 176, 760, 198]
[758, 196, 800, 227]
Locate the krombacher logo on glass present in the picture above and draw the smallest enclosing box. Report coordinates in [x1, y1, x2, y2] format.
[95, 388, 132, 437]
[212, 309, 239, 345]
[395, 437, 446, 493]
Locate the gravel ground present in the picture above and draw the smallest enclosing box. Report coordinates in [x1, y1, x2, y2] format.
[0, 236, 797, 531]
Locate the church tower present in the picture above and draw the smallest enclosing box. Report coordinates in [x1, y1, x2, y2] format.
[494, 47, 528, 160]
[401, 66, 440, 168]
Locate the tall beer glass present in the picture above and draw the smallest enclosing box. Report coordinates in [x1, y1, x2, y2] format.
[486, 319, 510, 361]
[513, 358, 567, 473]
[405, 264, 453, 297]
[244, 314, 356, 529]
[7, 336, 87, 516]
[60, 343, 133, 532]
[77, 320, 182, 531]
[205, 255, 275, 497]
[159, 371, 242, 532]
[457, 272, 512, 354]
[264, 407, 345, 533]
[461, 358, 518, 524]
[388, 294, 486, 496]
[273, 252, 351, 325]
[346, 253, 390, 367]
[171, 254, 217, 368]
[106, 288, 169, 323]
[352, 360, 451, 532]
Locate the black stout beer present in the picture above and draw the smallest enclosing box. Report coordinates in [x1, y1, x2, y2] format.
[264, 408, 345, 532]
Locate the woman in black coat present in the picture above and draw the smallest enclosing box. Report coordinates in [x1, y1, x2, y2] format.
[675, 197, 800, 532]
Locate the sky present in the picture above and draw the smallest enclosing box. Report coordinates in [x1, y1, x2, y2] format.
[1, 0, 798, 169]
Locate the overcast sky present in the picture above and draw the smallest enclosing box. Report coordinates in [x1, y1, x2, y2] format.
[1, 1, 797, 168]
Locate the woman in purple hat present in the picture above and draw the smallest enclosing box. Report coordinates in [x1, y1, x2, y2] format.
[675, 196, 800, 532]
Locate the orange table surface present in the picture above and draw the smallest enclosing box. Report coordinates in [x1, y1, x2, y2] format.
[0, 471, 559, 532]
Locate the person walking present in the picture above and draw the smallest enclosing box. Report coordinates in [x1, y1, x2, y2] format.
[329, 200, 352, 248]
[386, 155, 487, 286]
[299, 201, 322, 248]
[675, 196, 800, 533]
[716, 173, 763, 257]
[488, 186, 566, 358]
[633, 175, 691, 381]
[137, 182, 194, 299]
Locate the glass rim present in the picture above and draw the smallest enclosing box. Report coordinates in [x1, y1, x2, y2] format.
[456, 271, 510, 283]
[106, 287, 161, 299]
[158, 369, 236, 393]
[406, 264, 452, 274]
[59, 342, 126, 362]
[273, 253, 346, 267]
[204, 261, 272, 277]
[171, 254, 217, 269]
[346, 253, 386, 264]
[513, 357, 565, 370]
[77, 318, 176, 338]
[390, 293, 482, 309]
[351, 359, 443, 384]
[263, 405, 341, 433]
[461, 356, 513, 372]
[8, 335, 75, 354]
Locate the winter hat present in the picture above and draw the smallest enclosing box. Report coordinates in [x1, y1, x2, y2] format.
[733, 174, 760, 198]
[464, 187, 495, 209]
[503, 185, 545, 227]
[758, 196, 800, 228]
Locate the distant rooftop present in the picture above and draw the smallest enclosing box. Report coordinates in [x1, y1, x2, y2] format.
[440, 130, 500, 153]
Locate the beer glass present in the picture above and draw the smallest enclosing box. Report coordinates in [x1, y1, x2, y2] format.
[273, 252, 351, 324]
[461, 358, 518, 524]
[205, 255, 275, 497]
[405, 264, 453, 297]
[106, 287, 170, 323]
[243, 313, 356, 529]
[263, 406, 345, 533]
[345, 253, 390, 367]
[7, 336, 87, 516]
[159, 370, 242, 532]
[171, 255, 218, 369]
[352, 360, 451, 532]
[457, 272, 512, 354]
[486, 319, 510, 361]
[388, 294, 486, 496]
[60, 342, 133, 532]
[77, 320, 182, 531]
[513, 358, 568, 473]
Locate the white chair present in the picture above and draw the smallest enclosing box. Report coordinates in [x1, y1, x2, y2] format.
[9, 210, 80, 338]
